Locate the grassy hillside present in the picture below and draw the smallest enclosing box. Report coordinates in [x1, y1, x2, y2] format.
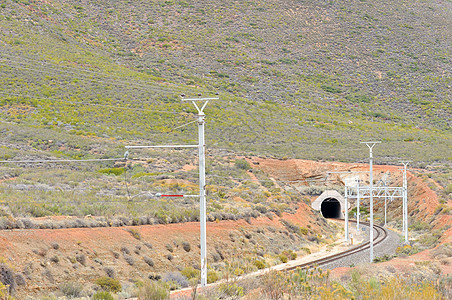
[0, 0, 450, 164]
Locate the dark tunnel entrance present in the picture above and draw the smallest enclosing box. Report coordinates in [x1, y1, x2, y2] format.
[321, 198, 341, 218]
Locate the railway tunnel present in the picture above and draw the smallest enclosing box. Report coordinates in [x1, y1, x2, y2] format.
[311, 190, 345, 219]
[320, 198, 342, 218]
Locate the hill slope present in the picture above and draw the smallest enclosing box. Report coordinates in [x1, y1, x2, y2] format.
[0, 0, 450, 163]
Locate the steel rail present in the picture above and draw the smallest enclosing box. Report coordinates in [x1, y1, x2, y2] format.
[285, 219, 388, 271]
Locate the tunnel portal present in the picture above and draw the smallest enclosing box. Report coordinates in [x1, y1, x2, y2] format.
[320, 198, 342, 218]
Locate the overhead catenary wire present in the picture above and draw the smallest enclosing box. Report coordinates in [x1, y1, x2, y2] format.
[0, 198, 193, 205]
[0, 158, 125, 164]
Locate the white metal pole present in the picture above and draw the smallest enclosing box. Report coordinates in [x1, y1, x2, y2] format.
[403, 163, 409, 244]
[198, 111, 207, 286]
[402, 183, 405, 234]
[182, 96, 216, 287]
[369, 146, 374, 262]
[362, 141, 379, 262]
[384, 180, 387, 227]
[345, 184, 349, 244]
[356, 179, 360, 232]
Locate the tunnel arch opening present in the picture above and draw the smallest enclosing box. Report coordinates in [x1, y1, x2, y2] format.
[321, 198, 341, 218]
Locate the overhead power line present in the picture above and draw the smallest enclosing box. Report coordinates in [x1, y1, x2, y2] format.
[0, 158, 125, 164]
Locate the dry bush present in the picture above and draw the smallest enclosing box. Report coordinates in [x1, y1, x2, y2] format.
[76, 253, 86, 266]
[431, 243, 452, 259]
[104, 267, 115, 278]
[165, 244, 174, 253]
[162, 272, 189, 288]
[182, 241, 191, 252]
[32, 248, 47, 257]
[0, 263, 16, 295]
[120, 246, 130, 254]
[123, 254, 134, 266]
[143, 256, 154, 267]
[59, 281, 83, 298]
[126, 228, 142, 240]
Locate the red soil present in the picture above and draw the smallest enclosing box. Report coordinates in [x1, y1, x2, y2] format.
[0, 157, 449, 297]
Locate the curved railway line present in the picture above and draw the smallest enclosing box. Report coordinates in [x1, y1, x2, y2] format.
[171, 220, 391, 298]
[285, 219, 389, 271]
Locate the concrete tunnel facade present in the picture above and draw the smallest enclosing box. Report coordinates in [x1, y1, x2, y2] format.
[311, 190, 345, 219]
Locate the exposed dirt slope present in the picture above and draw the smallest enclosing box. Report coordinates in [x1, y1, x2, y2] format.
[0, 201, 330, 298]
[0, 157, 449, 298]
[251, 157, 446, 225]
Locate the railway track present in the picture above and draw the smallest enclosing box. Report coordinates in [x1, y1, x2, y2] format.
[170, 219, 389, 298]
[285, 219, 388, 271]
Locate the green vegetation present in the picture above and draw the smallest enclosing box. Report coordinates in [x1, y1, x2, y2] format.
[0, 0, 449, 167]
[95, 276, 122, 293]
[0, 0, 450, 227]
[191, 267, 447, 299]
[92, 291, 114, 300]
[59, 281, 83, 298]
[137, 280, 169, 300]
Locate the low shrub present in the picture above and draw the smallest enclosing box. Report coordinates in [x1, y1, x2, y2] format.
[126, 228, 141, 240]
[138, 280, 169, 300]
[162, 271, 189, 288]
[104, 267, 115, 278]
[59, 281, 83, 298]
[373, 254, 394, 263]
[92, 291, 114, 300]
[165, 244, 174, 253]
[124, 254, 134, 266]
[207, 270, 219, 284]
[0, 282, 10, 299]
[419, 231, 442, 248]
[14, 274, 26, 286]
[99, 168, 125, 176]
[0, 263, 16, 295]
[431, 244, 452, 259]
[234, 159, 250, 170]
[143, 256, 154, 267]
[282, 250, 297, 260]
[95, 276, 122, 293]
[217, 282, 244, 298]
[182, 241, 191, 252]
[181, 266, 199, 280]
[278, 254, 288, 263]
[76, 254, 86, 266]
[253, 260, 266, 269]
